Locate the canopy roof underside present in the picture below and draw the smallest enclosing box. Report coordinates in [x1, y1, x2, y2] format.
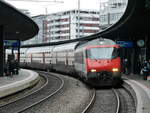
[0, 1, 39, 41]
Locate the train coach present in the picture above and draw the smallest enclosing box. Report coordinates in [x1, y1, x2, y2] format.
[20, 38, 122, 86]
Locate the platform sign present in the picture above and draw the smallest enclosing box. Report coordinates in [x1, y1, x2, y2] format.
[4, 40, 20, 47]
[116, 41, 134, 48]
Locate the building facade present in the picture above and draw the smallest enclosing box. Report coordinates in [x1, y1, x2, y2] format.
[99, 0, 128, 30]
[22, 10, 100, 45]
[46, 10, 100, 42]
[22, 0, 128, 45]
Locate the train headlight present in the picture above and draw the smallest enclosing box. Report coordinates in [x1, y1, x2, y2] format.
[112, 68, 119, 72]
[91, 69, 97, 72]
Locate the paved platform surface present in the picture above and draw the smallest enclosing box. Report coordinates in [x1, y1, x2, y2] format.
[123, 74, 150, 89]
[123, 74, 150, 113]
[0, 69, 39, 98]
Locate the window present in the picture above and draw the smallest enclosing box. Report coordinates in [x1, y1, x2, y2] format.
[86, 47, 118, 59]
[79, 17, 99, 21]
[80, 23, 99, 27]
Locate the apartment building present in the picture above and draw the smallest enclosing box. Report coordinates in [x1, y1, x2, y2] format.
[46, 10, 100, 42]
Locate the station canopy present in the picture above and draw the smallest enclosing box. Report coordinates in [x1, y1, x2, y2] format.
[0, 1, 39, 41]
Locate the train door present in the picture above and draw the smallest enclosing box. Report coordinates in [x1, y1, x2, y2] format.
[74, 49, 86, 78]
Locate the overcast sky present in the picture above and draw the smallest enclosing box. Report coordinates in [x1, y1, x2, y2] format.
[5, 0, 108, 16]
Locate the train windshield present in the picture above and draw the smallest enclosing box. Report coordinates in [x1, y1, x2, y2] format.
[86, 47, 118, 59]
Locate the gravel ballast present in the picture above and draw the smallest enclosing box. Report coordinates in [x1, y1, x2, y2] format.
[23, 73, 93, 113]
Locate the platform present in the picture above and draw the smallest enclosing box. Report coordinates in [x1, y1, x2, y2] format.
[0, 69, 39, 98]
[124, 74, 150, 113]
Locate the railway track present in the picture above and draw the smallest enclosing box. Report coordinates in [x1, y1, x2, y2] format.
[81, 89, 96, 113]
[117, 85, 136, 113]
[88, 85, 136, 113]
[88, 88, 120, 113]
[0, 71, 64, 113]
[0, 74, 47, 107]
[22, 72, 95, 113]
[0, 71, 136, 113]
[0, 71, 95, 113]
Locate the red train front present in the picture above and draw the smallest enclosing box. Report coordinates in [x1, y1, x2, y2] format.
[75, 38, 122, 86]
[86, 45, 121, 86]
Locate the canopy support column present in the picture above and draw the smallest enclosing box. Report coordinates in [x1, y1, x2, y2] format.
[0, 25, 4, 76]
[18, 40, 20, 68]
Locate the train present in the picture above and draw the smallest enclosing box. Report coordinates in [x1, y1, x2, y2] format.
[19, 38, 122, 86]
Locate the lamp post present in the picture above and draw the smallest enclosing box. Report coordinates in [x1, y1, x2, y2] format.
[0, 25, 4, 76]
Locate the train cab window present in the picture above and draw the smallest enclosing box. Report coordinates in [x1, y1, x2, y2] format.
[86, 47, 118, 59]
[112, 48, 119, 59]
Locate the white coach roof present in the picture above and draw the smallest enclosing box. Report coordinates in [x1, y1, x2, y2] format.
[53, 42, 78, 52]
[26, 46, 53, 53]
